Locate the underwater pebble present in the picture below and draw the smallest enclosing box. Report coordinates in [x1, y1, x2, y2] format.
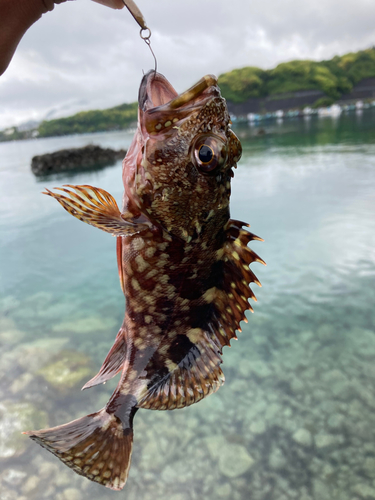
[37, 350, 94, 393]
[216, 483, 232, 498]
[290, 377, 304, 394]
[168, 495, 187, 500]
[139, 437, 166, 471]
[299, 491, 313, 500]
[0, 487, 19, 500]
[326, 413, 345, 431]
[265, 403, 281, 421]
[268, 447, 287, 470]
[352, 483, 375, 499]
[206, 435, 227, 460]
[21, 475, 40, 494]
[55, 471, 71, 487]
[249, 420, 267, 435]
[161, 462, 194, 484]
[316, 324, 336, 341]
[0, 468, 27, 487]
[61, 487, 82, 500]
[0, 296, 20, 315]
[16, 338, 69, 372]
[292, 428, 312, 447]
[356, 385, 375, 410]
[0, 401, 48, 459]
[322, 368, 346, 383]
[350, 328, 375, 359]
[239, 359, 272, 379]
[10, 372, 34, 394]
[363, 457, 375, 479]
[218, 444, 255, 478]
[52, 315, 117, 334]
[312, 479, 332, 500]
[315, 433, 344, 450]
[38, 461, 60, 479]
[299, 330, 314, 344]
[0, 326, 26, 346]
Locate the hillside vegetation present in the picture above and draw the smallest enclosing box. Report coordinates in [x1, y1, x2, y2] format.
[38, 102, 138, 138]
[218, 47, 375, 103]
[1, 48, 375, 142]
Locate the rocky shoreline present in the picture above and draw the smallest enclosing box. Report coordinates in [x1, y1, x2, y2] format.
[31, 144, 126, 176]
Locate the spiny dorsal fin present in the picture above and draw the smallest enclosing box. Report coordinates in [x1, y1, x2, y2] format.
[43, 185, 151, 236]
[201, 219, 265, 350]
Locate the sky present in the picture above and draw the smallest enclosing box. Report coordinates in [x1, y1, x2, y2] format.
[0, 0, 375, 129]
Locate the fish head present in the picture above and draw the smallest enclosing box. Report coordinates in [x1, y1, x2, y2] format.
[122, 71, 242, 240]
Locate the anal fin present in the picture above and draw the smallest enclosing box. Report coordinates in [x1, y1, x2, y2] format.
[82, 327, 127, 390]
[138, 332, 224, 411]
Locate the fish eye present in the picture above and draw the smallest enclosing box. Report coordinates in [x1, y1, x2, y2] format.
[193, 135, 227, 173]
[198, 144, 214, 164]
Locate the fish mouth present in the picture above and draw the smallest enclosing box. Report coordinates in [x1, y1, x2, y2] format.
[138, 70, 219, 134]
[138, 71, 178, 111]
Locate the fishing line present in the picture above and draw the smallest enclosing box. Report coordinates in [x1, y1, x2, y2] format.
[122, 0, 158, 75]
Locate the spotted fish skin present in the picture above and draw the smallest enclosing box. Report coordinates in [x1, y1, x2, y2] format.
[25, 71, 264, 490]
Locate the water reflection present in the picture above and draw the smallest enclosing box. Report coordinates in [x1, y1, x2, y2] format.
[0, 110, 375, 500]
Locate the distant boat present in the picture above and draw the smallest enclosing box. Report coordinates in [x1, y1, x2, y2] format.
[247, 113, 261, 123]
[318, 104, 342, 117]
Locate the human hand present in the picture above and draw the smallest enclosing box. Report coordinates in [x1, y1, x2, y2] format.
[0, 0, 125, 76]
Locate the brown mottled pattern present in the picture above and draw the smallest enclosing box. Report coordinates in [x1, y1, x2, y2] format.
[26, 71, 264, 491]
[26, 410, 133, 490]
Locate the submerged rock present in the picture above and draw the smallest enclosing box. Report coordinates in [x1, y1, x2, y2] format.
[268, 447, 287, 470]
[218, 444, 255, 478]
[31, 144, 126, 176]
[315, 433, 344, 450]
[16, 337, 69, 373]
[21, 475, 40, 495]
[0, 316, 25, 346]
[0, 401, 48, 459]
[0, 468, 27, 487]
[363, 457, 375, 479]
[37, 350, 94, 393]
[52, 315, 117, 335]
[59, 488, 82, 500]
[292, 428, 313, 447]
[352, 483, 375, 499]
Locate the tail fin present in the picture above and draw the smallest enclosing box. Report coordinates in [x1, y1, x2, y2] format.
[24, 409, 133, 490]
[82, 328, 127, 390]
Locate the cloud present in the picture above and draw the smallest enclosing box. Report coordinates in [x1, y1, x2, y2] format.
[0, 0, 374, 129]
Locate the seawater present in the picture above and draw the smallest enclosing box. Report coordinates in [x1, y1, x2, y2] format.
[0, 111, 375, 500]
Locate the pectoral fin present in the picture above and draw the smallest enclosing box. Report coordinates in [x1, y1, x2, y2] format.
[44, 185, 150, 236]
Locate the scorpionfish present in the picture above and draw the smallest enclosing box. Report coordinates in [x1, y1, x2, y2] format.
[25, 71, 265, 490]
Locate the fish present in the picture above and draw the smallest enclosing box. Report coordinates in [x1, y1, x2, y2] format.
[24, 70, 265, 490]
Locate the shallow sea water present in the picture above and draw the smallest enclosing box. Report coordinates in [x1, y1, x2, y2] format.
[1, 110, 375, 500]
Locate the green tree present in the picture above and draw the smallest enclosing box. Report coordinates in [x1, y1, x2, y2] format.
[218, 67, 267, 102]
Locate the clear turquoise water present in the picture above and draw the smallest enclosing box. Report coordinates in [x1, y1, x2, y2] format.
[1, 110, 375, 500]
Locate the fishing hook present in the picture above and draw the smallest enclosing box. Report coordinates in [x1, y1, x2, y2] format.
[122, 0, 158, 75]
